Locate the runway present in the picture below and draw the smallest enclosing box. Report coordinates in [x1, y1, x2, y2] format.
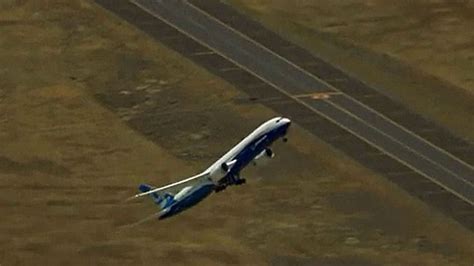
[95, 0, 474, 229]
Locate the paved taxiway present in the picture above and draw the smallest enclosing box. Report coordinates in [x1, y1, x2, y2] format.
[95, 0, 474, 229]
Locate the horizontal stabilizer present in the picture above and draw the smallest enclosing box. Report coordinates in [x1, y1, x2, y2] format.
[138, 183, 161, 205]
[138, 184, 153, 193]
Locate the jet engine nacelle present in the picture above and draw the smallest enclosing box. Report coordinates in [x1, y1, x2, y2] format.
[253, 148, 274, 165]
[209, 159, 237, 179]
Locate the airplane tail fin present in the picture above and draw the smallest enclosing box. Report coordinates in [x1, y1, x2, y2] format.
[138, 184, 162, 205]
[138, 183, 175, 209]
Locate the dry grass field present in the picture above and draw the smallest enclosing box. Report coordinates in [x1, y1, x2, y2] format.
[0, 0, 473, 265]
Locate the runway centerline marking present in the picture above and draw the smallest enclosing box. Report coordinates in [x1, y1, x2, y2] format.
[131, 0, 474, 205]
[220, 67, 241, 72]
[293, 92, 341, 100]
[324, 96, 474, 188]
[192, 51, 215, 56]
[185, 0, 473, 172]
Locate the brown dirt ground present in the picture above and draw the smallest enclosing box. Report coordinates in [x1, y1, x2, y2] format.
[229, 0, 474, 140]
[0, 0, 473, 265]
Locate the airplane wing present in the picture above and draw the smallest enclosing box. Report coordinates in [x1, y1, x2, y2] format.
[128, 171, 211, 200]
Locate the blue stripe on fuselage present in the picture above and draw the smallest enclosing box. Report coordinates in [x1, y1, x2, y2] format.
[229, 123, 289, 176]
[158, 182, 215, 220]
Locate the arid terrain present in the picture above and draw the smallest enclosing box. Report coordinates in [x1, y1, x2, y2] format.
[0, 0, 473, 265]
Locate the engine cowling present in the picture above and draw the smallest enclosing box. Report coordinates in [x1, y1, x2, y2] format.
[209, 159, 236, 179]
[221, 162, 229, 172]
[253, 148, 274, 165]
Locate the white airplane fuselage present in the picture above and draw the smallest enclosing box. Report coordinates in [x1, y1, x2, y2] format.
[206, 117, 291, 187]
[149, 117, 291, 219]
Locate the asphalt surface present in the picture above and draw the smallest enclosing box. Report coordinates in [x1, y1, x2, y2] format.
[94, 0, 474, 229]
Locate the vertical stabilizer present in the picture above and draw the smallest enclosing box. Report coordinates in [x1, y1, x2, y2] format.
[138, 184, 162, 205]
[138, 184, 175, 209]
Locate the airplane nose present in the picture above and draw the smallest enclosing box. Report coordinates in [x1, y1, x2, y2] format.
[282, 118, 291, 135]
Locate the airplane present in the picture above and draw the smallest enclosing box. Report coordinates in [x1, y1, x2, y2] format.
[129, 116, 291, 220]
